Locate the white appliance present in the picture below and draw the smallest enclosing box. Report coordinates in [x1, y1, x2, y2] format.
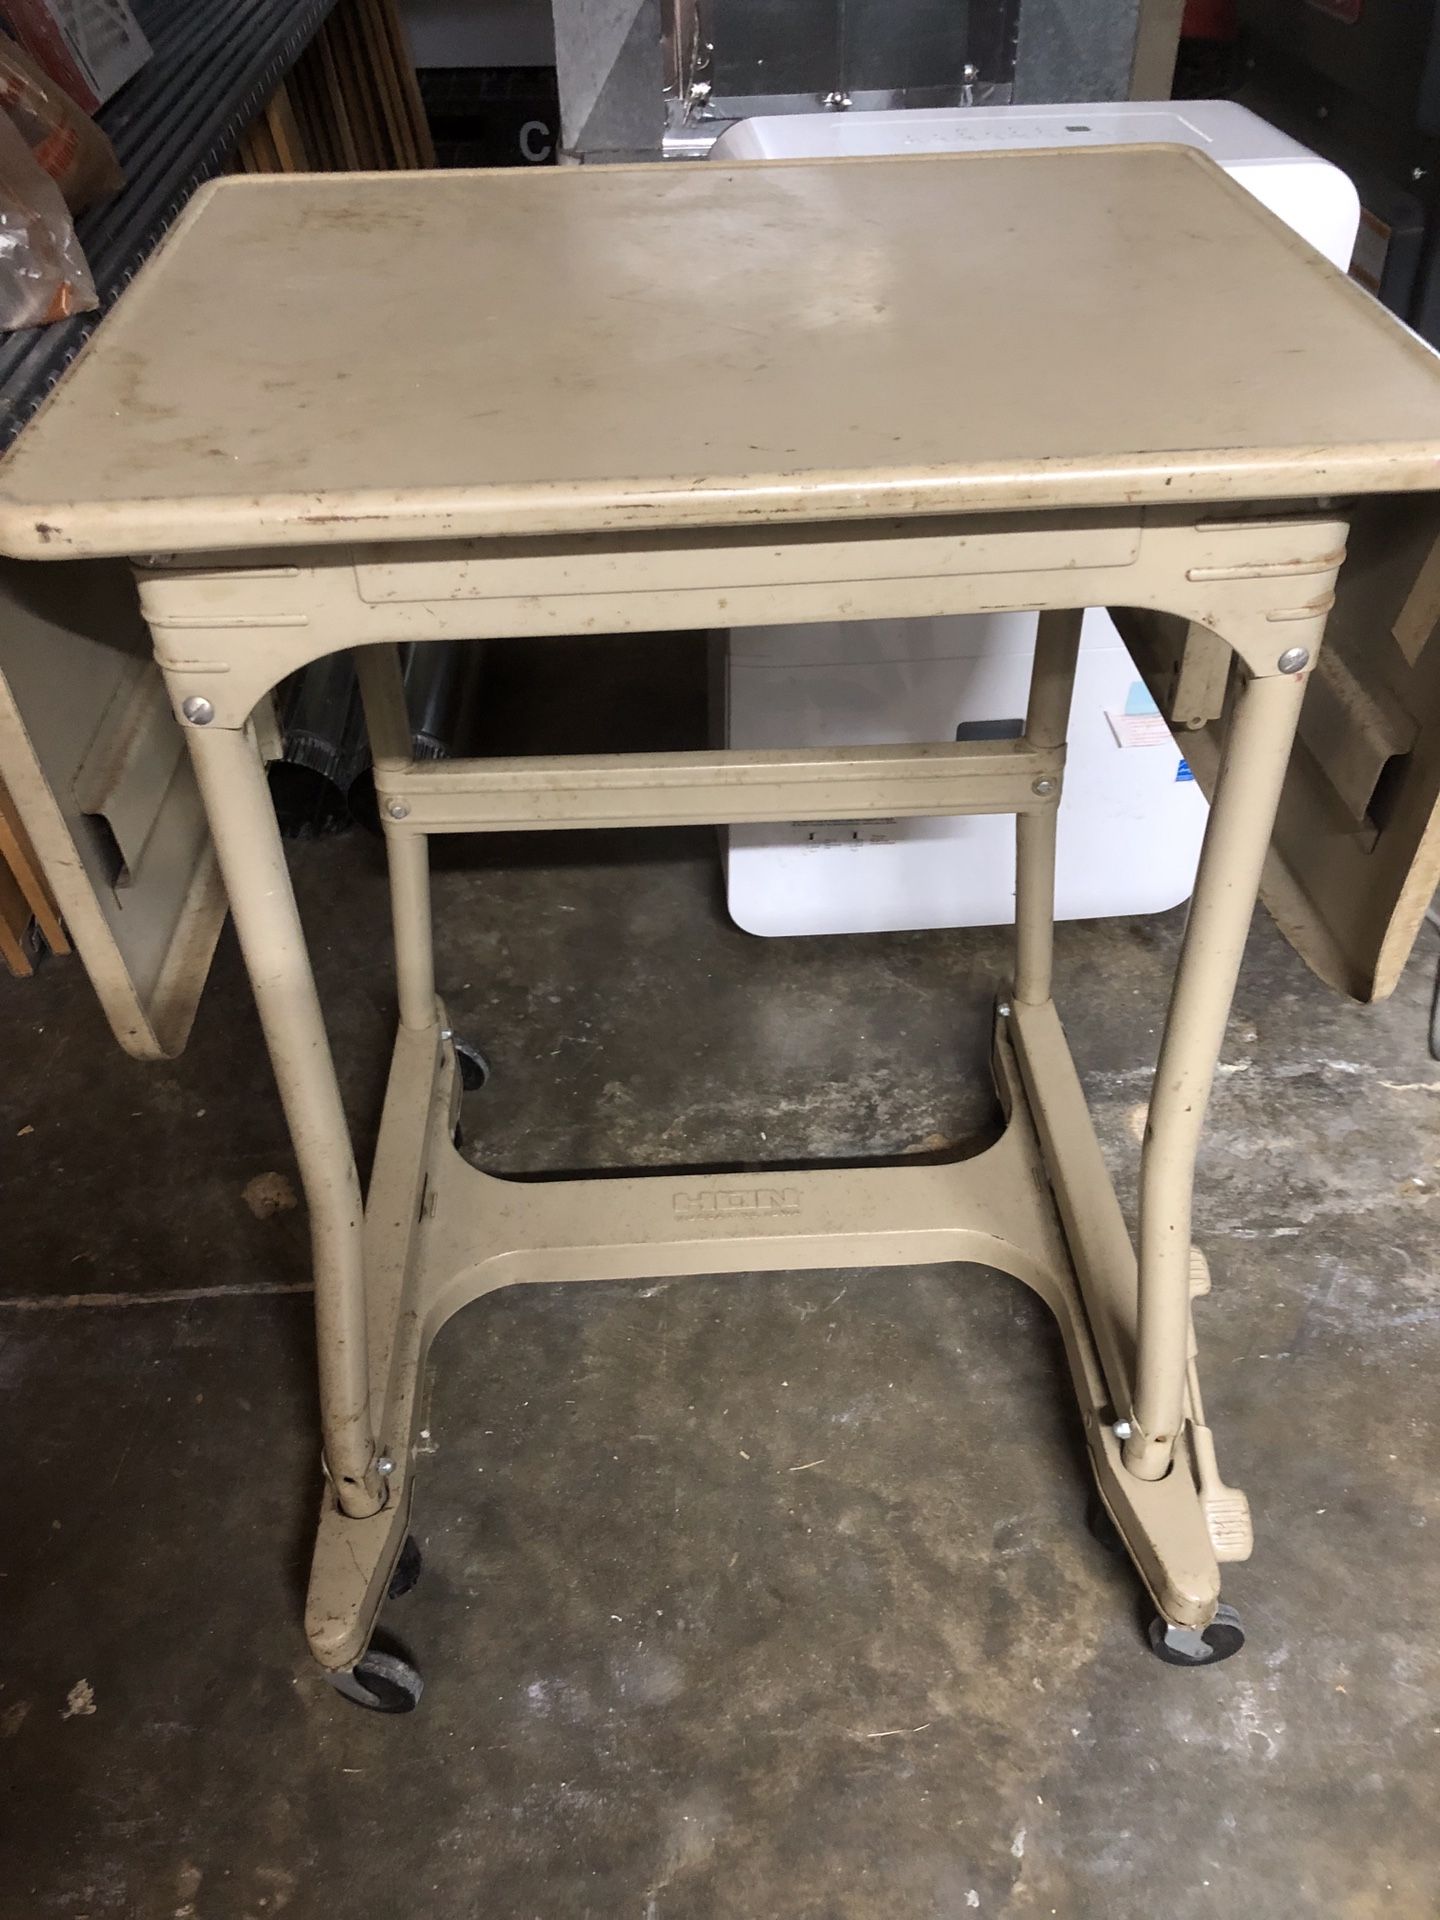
[713, 102, 1362, 938]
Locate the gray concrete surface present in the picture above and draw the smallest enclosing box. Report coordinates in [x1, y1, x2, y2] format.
[3, 636, 1439, 1919]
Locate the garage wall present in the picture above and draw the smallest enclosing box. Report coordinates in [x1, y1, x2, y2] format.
[402, 0, 555, 67]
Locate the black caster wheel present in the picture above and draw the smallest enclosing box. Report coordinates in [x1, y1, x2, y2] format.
[1085, 1490, 1125, 1557]
[387, 1534, 422, 1600]
[325, 1649, 424, 1713]
[1148, 1602, 1245, 1668]
[452, 1037, 490, 1092]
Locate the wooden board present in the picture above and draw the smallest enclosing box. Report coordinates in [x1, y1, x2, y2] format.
[240, 0, 432, 177]
[0, 771, 67, 957]
[263, 83, 311, 173]
[374, 0, 436, 167]
[0, 845, 36, 976]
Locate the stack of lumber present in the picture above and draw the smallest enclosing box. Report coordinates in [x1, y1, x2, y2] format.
[236, 0, 435, 174]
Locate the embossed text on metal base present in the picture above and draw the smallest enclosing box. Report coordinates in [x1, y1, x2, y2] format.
[673, 1187, 801, 1222]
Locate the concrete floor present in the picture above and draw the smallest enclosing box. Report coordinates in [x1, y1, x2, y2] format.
[4, 636, 1440, 1919]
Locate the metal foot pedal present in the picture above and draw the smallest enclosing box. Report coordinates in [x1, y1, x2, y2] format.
[1182, 1287, 1251, 1562]
[1189, 1420, 1254, 1561]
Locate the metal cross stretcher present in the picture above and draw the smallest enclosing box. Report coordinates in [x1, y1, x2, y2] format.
[6, 147, 1440, 1708]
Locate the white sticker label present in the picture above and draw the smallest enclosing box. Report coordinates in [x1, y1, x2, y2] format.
[1106, 710, 1172, 749]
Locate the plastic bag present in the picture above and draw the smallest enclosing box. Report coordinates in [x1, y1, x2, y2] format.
[0, 33, 121, 210]
[0, 104, 96, 328]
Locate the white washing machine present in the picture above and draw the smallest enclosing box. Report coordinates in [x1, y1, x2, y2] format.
[713, 101, 1362, 937]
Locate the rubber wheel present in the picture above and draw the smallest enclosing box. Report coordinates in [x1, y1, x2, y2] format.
[326, 1650, 423, 1713]
[453, 1038, 489, 1092]
[1148, 1602, 1245, 1667]
[387, 1534, 422, 1600]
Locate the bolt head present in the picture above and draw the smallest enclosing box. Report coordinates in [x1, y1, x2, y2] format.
[181, 695, 214, 726]
[996, 999, 1012, 1019]
[376, 1456, 396, 1476]
[1276, 647, 1310, 676]
[1112, 1418, 1134, 1441]
[385, 799, 410, 822]
[1031, 776, 1057, 797]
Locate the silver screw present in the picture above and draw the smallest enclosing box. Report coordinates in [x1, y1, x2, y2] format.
[385, 799, 410, 822]
[1112, 1418, 1134, 1441]
[376, 1455, 396, 1476]
[996, 999, 1012, 1018]
[1031, 776, 1057, 797]
[181, 695, 214, 726]
[1276, 647, 1310, 675]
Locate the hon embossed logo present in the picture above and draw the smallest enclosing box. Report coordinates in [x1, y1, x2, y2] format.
[673, 1187, 801, 1222]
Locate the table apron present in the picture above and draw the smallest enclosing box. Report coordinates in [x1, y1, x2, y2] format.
[138, 507, 1348, 727]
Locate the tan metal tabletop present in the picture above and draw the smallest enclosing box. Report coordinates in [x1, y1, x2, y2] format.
[3, 146, 1440, 561]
